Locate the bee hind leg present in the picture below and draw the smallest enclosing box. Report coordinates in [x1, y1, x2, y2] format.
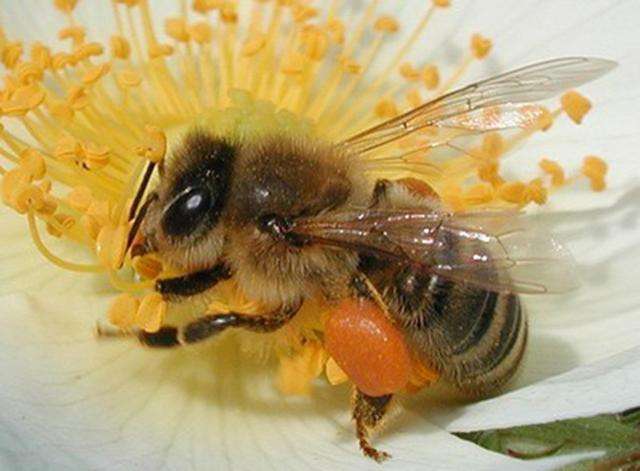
[352, 388, 393, 462]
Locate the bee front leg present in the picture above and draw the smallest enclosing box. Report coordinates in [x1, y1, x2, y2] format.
[155, 263, 231, 297]
[352, 388, 393, 462]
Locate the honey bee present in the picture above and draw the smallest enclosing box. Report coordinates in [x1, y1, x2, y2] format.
[126, 57, 615, 460]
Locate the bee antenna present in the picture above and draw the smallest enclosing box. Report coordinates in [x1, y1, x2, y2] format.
[128, 161, 156, 221]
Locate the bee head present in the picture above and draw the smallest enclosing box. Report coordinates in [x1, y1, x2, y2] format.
[137, 131, 235, 271]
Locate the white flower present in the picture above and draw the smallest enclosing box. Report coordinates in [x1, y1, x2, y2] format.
[1, 0, 639, 469]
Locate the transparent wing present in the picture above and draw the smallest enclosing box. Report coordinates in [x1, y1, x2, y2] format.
[340, 57, 616, 155]
[290, 208, 578, 295]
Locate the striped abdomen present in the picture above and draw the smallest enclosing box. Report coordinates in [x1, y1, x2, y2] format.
[370, 264, 527, 398]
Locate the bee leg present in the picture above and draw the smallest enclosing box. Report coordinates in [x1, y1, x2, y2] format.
[179, 301, 302, 345]
[352, 388, 393, 462]
[369, 179, 392, 208]
[155, 263, 231, 297]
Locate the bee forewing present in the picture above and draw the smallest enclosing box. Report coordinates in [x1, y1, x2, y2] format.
[292, 209, 579, 295]
[342, 57, 616, 155]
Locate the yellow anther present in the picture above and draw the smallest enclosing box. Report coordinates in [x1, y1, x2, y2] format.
[19, 149, 46, 180]
[281, 52, 305, 75]
[219, 3, 239, 23]
[1, 168, 31, 209]
[58, 26, 86, 46]
[300, 25, 329, 61]
[471, 33, 492, 59]
[339, 56, 362, 75]
[422, 64, 440, 90]
[16, 62, 44, 85]
[478, 161, 504, 187]
[135, 125, 167, 163]
[406, 89, 422, 108]
[441, 183, 466, 212]
[539, 158, 565, 186]
[54, 135, 83, 163]
[326, 19, 345, 44]
[114, 0, 140, 6]
[582, 155, 607, 192]
[116, 69, 143, 88]
[67, 85, 89, 110]
[1, 84, 45, 116]
[165, 18, 190, 42]
[481, 133, 505, 161]
[14, 185, 46, 214]
[47, 100, 74, 122]
[39, 179, 52, 194]
[51, 52, 76, 70]
[526, 178, 548, 205]
[82, 142, 111, 170]
[292, 4, 318, 23]
[400, 63, 420, 81]
[66, 186, 93, 212]
[498, 181, 528, 205]
[108, 293, 140, 331]
[277, 341, 326, 395]
[374, 99, 398, 119]
[2, 41, 23, 69]
[53, 0, 78, 12]
[82, 62, 111, 85]
[374, 15, 399, 33]
[136, 293, 166, 333]
[31, 42, 52, 69]
[46, 214, 75, 238]
[325, 356, 349, 385]
[189, 22, 214, 44]
[561, 91, 591, 124]
[110, 35, 131, 60]
[241, 33, 267, 57]
[96, 223, 128, 269]
[74, 42, 105, 61]
[464, 183, 494, 205]
[192, 0, 224, 14]
[536, 106, 554, 131]
[132, 255, 163, 280]
[148, 43, 174, 59]
[433, 0, 451, 6]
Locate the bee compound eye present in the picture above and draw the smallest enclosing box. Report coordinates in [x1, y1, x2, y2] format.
[162, 186, 213, 237]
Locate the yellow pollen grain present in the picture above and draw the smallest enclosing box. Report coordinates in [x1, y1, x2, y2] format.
[406, 88, 422, 108]
[498, 181, 528, 205]
[422, 64, 440, 89]
[481, 133, 505, 161]
[46, 213, 76, 238]
[58, 25, 86, 45]
[471, 33, 492, 59]
[108, 293, 139, 331]
[110, 35, 132, 59]
[374, 15, 400, 34]
[537, 106, 554, 131]
[277, 341, 327, 395]
[292, 4, 318, 23]
[400, 63, 420, 81]
[325, 18, 345, 44]
[526, 178, 548, 205]
[135, 125, 167, 163]
[136, 292, 166, 333]
[189, 22, 214, 44]
[582, 155, 607, 192]
[53, 0, 78, 12]
[193, 0, 222, 14]
[2, 42, 23, 69]
[19, 149, 46, 180]
[539, 158, 565, 186]
[132, 255, 163, 280]
[241, 33, 267, 57]
[432, 0, 451, 7]
[325, 356, 349, 385]
[561, 91, 592, 124]
[300, 26, 329, 61]
[464, 183, 494, 205]
[219, 4, 239, 24]
[165, 18, 190, 42]
[374, 99, 399, 119]
[478, 161, 504, 187]
[31, 42, 52, 69]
